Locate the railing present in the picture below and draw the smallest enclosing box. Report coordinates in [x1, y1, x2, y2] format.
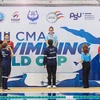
[0, 0, 100, 6]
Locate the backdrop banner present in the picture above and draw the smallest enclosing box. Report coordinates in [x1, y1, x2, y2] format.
[0, 6, 100, 86]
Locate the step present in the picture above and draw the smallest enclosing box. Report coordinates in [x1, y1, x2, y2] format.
[8, 72, 80, 87]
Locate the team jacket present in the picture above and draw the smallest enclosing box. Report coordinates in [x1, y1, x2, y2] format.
[43, 45, 57, 65]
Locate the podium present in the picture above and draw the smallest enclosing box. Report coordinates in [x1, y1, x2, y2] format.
[8, 72, 80, 87]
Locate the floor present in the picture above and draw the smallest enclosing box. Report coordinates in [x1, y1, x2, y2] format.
[0, 87, 100, 100]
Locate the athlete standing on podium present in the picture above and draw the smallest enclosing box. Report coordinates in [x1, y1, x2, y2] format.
[3, 33, 14, 50]
[45, 26, 58, 47]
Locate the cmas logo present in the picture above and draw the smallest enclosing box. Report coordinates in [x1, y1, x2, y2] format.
[27, 10, 39, 24]
[0, 12, 5, 22]
[11, 11, 20, 22]
[46, 11, 64, 23]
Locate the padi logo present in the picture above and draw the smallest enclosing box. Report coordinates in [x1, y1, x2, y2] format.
[11, 11, 20, 22]
[46, 11, 64, 23]
[70, 12, 95, 20]
[27, 10, 39, 24]
[0, 12, 5, 22]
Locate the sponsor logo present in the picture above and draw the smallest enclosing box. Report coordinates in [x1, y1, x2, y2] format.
[0, 12, 5, 22]
[27, 10, 39, 24]
[11, 11, 20, 22]
[46, 11, 64, 23]
[70, 12, 95, 20]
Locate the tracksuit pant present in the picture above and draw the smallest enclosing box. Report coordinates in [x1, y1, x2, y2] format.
[2, 67, 11, 89]
[46, 64, 57, 85]
[82, 61, 90, 87]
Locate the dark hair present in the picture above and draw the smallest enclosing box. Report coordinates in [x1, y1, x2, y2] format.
[0, 40, 3, 49]
[49, 26, 54, 30]
[48, 39, 53, 46]
[2, 42, 8, 48]
[4, 33, 9, 36]
[82, 44, 89, 55]
[0, 40, 3, 44]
